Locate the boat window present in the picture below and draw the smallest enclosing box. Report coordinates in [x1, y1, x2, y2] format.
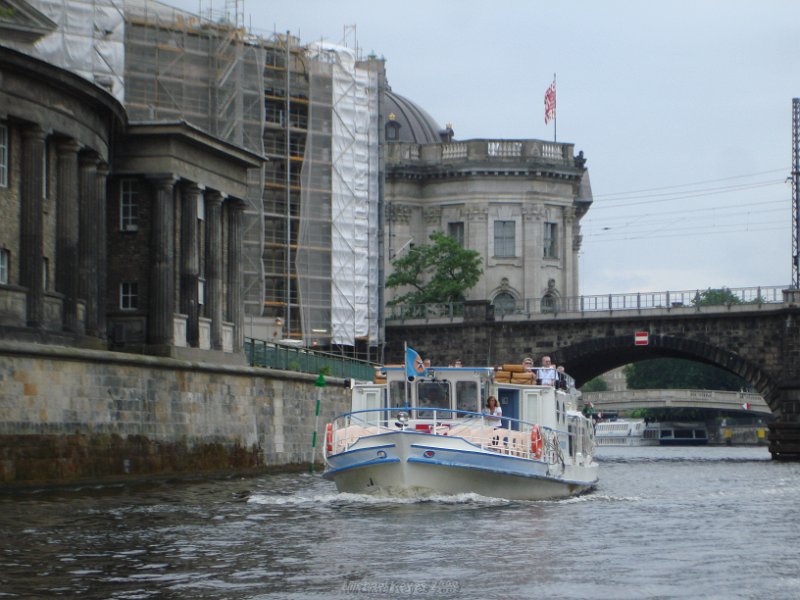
[388, 381, 407, 415]
[416, 381, 450, 418]
[456, 381, 479, 414]
[695, 429, 707, 438]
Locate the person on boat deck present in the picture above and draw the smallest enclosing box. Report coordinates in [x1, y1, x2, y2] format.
[522, 357, 539, 383]
[454, 359, 463, 367]
[484, 396, 502, 427]
[556, 365, 567, 389]
[538, 356, 557, 386]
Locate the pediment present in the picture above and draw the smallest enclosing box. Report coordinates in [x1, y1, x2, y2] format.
[0, 0, 57, 45]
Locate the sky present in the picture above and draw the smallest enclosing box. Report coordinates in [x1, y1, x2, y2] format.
[164, 0, 799, 296]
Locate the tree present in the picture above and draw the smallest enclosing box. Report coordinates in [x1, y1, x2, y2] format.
[692, 287, 742, 307]
[580, 377, 608, 393]
[386, 231, 482, 306]
[624, 358, 745, 391]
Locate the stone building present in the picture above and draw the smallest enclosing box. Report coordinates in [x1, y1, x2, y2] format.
[0, 41, 261, 361]
[383, 91, 593, 314]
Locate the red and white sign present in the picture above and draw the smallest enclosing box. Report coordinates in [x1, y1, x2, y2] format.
[634, 331, 649, 346]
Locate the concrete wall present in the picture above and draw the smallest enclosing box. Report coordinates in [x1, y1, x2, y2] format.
[0, 341, 350, 486]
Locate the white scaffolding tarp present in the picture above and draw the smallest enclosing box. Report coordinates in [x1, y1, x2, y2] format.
[20, 0, 126, 102]
[304, 42, 379, 347]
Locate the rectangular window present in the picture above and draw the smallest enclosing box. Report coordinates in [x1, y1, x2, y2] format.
[544, 222, 558, 258]
[42, 140, 47, 199]
[0, 248, 9, 284]
[120, 282, 138, 310]
[42, 257, 49, 290]
[448, 221, 464, 247]
[494, 220, 515, 257]
[198, 278, 205, 305]
[0, 124, 7, 188]
[120, 179, 139, 231]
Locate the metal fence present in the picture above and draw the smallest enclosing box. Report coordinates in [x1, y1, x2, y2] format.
[386, 285, 789, 322]
[244, 338, 376, 381]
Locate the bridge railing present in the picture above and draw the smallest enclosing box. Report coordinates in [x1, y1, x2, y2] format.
[385, 285, 788, 323]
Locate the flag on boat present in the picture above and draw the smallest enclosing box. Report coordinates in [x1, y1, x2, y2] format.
[742, 402, 751, 410]
[405, 346, 427, 380]
[544, 76, 556, 124]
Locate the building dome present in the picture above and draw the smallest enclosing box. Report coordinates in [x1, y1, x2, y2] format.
[384, 88, 449, 144]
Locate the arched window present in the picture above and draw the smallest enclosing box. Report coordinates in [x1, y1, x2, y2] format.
[541, 293, 558, 313]
[493, 292, 516, 316]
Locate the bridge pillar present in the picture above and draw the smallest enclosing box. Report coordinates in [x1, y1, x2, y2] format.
[769, 388, 800, 460]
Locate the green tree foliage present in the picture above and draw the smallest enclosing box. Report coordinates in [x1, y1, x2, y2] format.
[386, 231, 482, 306]
[623, 358, 745, 391]
[692, 287, 742, 307]
[580, 377, 609, 392]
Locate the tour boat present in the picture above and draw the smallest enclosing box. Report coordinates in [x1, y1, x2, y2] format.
[322, 353, 598, 500]
[594, 419, 659, 446]
[595, 419, 709, 446]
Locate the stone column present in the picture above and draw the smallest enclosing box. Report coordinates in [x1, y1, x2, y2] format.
[180, 182, 202, 347]
[78, 153, 99, 335]
[148, 176, 177, 346]
[226, 198, 246, 352]
[20, 126, 46, 328]
[95, 162, 110, 339]
[204, 190, 224, 351]
[563, 206, 575, 298]
[56, 140, 82, 333]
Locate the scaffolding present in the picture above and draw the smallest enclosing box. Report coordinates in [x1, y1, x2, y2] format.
[121, 0, 266, 316]
[16, 0, 126, 101]
[16, 0, 383, 354]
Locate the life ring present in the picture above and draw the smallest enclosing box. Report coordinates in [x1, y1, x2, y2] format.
[325, 423, 333, 455]
[530, 425, 543, 459]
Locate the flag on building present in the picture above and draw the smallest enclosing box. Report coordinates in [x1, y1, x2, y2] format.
[544, 77, 556, 124]
[405, 346, 427, 380]
[742, 402, 751, 411]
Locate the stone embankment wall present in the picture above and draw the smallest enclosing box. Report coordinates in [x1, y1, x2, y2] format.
[0, 342, 350, 486]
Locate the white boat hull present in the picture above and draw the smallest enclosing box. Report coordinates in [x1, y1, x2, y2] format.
[323, 431, 598, 501]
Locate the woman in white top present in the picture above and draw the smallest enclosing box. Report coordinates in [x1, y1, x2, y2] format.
[484, 396, 502, 427]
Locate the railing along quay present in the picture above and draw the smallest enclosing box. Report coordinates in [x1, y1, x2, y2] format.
[244, 338, 376, 381]
[385, 285, 788, 323]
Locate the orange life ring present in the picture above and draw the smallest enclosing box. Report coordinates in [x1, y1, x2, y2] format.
[325, 423, 333, 455]
[530, 425, 543, 459]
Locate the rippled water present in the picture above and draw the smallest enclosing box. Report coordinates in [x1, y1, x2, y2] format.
[2, 446, 799, 599]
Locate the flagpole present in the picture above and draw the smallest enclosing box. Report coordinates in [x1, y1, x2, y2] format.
[553, 72, 557, 143]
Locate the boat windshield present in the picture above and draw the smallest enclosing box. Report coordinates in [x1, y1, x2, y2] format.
[456, 380, 479, 414]
[417, 381, 450, 418]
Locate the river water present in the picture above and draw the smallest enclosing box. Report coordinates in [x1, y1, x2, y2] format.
[2, 445, 799, 600]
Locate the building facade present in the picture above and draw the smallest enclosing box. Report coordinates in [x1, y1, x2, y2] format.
[0, 19, 261, 361]
[383, 92, 592, 314]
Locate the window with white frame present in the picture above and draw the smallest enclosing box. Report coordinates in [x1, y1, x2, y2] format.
[0, 248, 9, 284]
[0, 124, 8, 188]
[120, 179, 139, 231]
[544, 222, 558, 258]
[494, 220, 516, 257]
[120, 282, 138, 310]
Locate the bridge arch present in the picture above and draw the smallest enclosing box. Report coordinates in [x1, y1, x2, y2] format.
[550, 334, 778, 413]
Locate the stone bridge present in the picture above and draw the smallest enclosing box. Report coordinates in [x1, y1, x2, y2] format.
[582, 389, 771, 416]
[385, 290, 800, 460]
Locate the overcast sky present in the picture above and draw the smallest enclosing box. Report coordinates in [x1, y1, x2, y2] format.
[165, 0, 799, 296]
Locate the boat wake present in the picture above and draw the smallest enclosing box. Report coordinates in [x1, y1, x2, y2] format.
[247, 491, 512, 507]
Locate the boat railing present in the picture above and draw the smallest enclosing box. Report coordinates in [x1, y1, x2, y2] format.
[329, 407, 562, 464]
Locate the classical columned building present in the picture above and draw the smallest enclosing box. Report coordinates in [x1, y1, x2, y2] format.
[109, 122, 262, 361]
[0, 47, 125, 343]
[383, 91, 592, 314]
[0, 47, 262, 362]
